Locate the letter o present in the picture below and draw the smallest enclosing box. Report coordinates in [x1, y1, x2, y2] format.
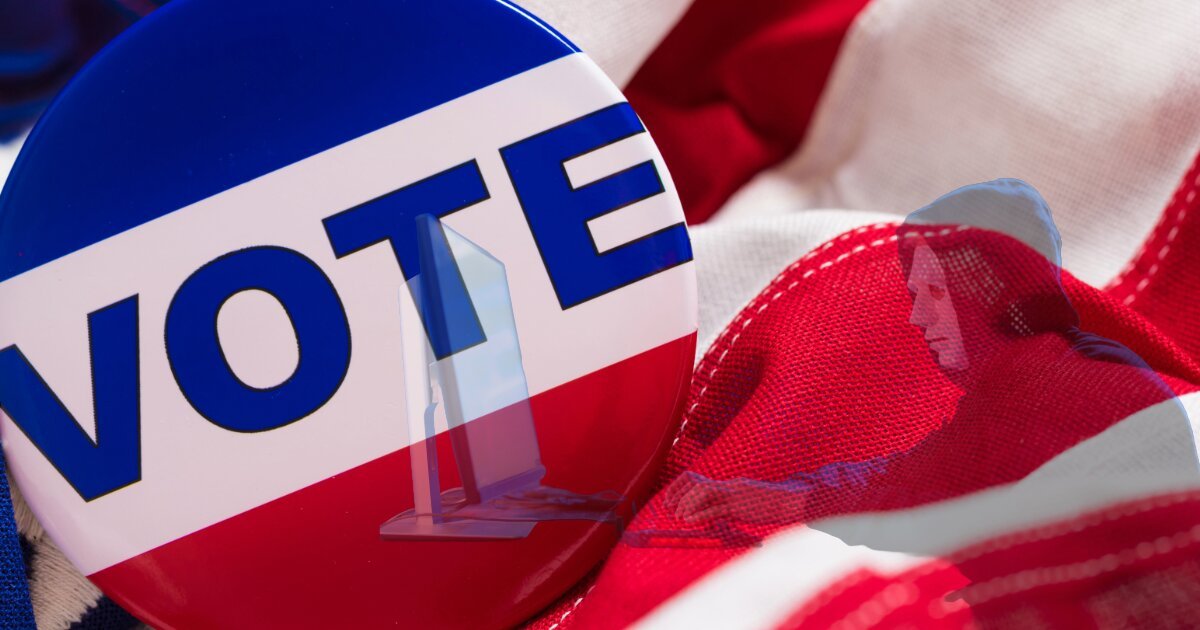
[165, 246, 351, 432]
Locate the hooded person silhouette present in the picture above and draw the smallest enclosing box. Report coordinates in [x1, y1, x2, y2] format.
[634, 179, 1198, 545]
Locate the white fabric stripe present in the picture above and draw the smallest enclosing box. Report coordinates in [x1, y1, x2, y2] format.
[518, 0, 694, 87]
[631, 527, 922, 630]
[818, 395, 1200, 555]
[637, 393, 1200, 629]
[713, 0, 1200, 287]
[0, 133, 20, 186]
[28, 535, 105, 630]
[0, 54, 694, 574]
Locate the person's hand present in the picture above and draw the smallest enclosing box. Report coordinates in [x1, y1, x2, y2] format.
[662, 472, 731, 523]
[661, 472, 808, 525]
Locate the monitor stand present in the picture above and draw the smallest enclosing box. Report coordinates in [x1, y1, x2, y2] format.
[380, 486, 621, 541]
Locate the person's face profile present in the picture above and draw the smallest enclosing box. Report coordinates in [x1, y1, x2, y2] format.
[907, 243, 969, 372]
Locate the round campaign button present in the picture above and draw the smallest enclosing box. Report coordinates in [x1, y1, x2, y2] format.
[0, 1, 696, 627]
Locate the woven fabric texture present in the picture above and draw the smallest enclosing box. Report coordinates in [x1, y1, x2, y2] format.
[528, 156, 1200, 629]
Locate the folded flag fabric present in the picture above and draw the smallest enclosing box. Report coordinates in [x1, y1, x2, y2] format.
[531, 163, 1200, 628]
[528, 0, 1200, 627]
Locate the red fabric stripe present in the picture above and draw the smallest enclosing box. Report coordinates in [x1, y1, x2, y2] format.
[1108, 151, 1200, 364]
[89, 334, 696, 630]
[778, 491, 1200, 629]
[625, 0, 873, 224]
[548, 223, 1200, 628]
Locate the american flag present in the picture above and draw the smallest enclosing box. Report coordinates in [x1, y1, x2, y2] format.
[2, 0, 1200, 628]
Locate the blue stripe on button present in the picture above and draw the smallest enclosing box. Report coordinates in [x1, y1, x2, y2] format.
[0, 0, 576, 283]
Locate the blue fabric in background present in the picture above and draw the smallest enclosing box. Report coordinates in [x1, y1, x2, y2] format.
[0, 0, 161, 141]
[0, 451, 34, 629]
[1, 3, 157, 627]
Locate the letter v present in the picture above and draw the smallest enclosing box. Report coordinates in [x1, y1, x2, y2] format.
[0, 296, 140, 501]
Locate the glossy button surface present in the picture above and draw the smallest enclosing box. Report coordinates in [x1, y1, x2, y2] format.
[0, 1, 696, 627]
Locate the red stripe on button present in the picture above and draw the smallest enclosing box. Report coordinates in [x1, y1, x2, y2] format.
[89, 333, 696, 630]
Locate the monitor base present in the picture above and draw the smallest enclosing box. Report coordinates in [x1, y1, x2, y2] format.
[379, 513, 535, 541]
[379, 485, 622, 541]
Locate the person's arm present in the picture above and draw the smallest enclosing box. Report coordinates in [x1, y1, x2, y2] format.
[790, 457, 890, 493]
[660, 472, 804, 524]
[662, 457, 893, 525]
